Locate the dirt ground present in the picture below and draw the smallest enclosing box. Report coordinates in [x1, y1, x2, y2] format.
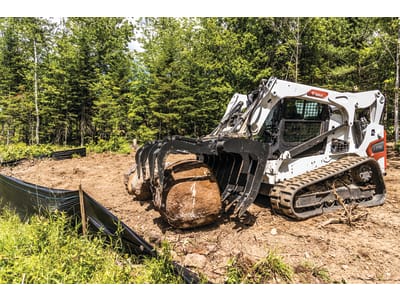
[1, 147, 400, 284]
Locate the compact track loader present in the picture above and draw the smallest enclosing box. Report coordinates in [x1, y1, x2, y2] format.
[126, 77, 386, 228]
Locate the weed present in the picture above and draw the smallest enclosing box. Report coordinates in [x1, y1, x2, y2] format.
[225, 250, 293, 284]
[225, 254, 252, 284]
[294, 261, 331, 283]
[251, 250, 293, 283]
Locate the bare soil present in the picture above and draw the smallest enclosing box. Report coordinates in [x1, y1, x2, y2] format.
[2, 148, 400, 283]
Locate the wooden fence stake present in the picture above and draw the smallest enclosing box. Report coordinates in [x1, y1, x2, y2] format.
[79, 184, 87, 236]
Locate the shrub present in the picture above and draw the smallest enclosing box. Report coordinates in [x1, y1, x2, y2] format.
[87, 137, 131, 154]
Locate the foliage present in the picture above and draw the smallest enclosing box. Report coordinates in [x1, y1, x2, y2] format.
[0, 208, 183, 283]
[0, 143, 54, 162]
[0, 139, 131, 164]
[0, 17, 399, 145]
[225, 250, 293, 283]
[86, 137, 132, 154]
[0, 142, 89, 163]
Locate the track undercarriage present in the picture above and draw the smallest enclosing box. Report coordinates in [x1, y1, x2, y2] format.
[269, 155, 386, 220]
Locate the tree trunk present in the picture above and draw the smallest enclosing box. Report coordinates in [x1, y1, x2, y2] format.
[80, 107, 85, 147]
[395, 19, 400, 143]
[64, 122, 68, 146]
[295, 17, 300, 83]
[33, 39, 40, 145]
[6, 125, 10, 146]
[80, 121, 84, 147]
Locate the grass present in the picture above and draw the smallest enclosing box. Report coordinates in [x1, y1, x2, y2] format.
[225, 250, 294, 283]
[294, 261, 331, 283]
[0, 208, 182, 284]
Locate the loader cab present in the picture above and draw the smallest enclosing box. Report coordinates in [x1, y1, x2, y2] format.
[257, 98, 330, 159]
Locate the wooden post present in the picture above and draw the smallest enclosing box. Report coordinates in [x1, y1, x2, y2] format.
[79, 184, 87, 236]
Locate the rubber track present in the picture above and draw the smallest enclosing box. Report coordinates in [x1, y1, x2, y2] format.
[269, 155, 378, 220]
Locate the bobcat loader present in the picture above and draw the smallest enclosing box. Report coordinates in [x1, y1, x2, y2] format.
[126, 77, 387, 228]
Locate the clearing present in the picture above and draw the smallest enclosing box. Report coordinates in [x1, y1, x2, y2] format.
[2, 147, 400, 283]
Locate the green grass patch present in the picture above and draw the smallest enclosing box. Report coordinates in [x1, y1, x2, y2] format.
[294, 261, 331, 283]
[225, 250, 293, 283]
[0, 208, 182, 283]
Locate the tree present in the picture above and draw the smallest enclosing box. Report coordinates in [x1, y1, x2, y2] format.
[395, 18, 400, 143]
[0, 17, 53, 145]
[61, 17, 134, 145]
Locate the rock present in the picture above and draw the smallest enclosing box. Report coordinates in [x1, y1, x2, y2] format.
[304, 251, 310, 259]
[160, 160, 222, 229]
[183, 253, 207, 269]
[341, 264, 349, 270]
[270, 228, 277, 235]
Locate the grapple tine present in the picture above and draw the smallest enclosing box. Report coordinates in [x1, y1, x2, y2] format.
[148, 146, 160, 184]
[218, 153, 235, 191]
[221, 154, 242, 200]
[134, 145, 145, 179]
[214, 154, 225, 183]
[234, 156, 267, 217]
[139, 142, 158, 180]
[223, 153, 249, 206]
[221, 139, 268, 216]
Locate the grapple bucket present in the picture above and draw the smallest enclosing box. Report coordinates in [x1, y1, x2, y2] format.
[126, 135, 269, 228]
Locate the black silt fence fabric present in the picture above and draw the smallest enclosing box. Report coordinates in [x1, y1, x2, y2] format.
[0, 174, 80, 217]
[0, 147, 86, 167]
[51, 148, 86, 160]
[0, 172, 201, 283]
[0, 173, 154, 256]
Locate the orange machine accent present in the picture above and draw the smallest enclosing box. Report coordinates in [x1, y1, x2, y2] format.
[307, 89, 329, 98]
[366, 131, 387, 169]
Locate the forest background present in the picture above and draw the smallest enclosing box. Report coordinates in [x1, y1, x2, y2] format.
[0, 17, 399, 148]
